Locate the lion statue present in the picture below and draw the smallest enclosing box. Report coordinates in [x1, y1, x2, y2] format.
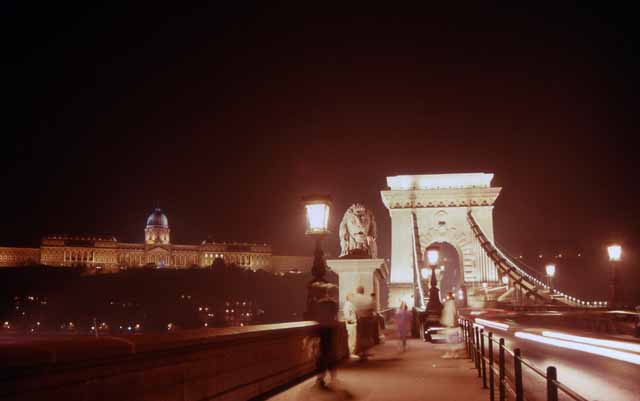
[339, 203, 377, 259]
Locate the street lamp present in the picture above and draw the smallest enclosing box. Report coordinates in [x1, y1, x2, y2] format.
[425, 244, 442, 314]
[607, 244, 622, 308]
[545, 263, 555, 291]
[302, 195, 334, 320]
[303, 195, 332, 280]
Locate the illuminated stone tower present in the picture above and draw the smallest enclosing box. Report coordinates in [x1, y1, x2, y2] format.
[145, 208, 171, 245]
[380, 173, 501, 307]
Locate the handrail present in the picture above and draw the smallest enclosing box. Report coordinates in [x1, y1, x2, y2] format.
[460, 317, 590, 401]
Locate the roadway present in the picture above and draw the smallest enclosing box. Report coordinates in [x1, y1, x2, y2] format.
[468, 311, 640, 401]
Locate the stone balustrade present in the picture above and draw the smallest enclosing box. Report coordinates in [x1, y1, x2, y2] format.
[1, 321, 349, 401]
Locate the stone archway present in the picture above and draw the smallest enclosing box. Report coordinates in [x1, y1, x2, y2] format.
[424, 241, 463, 302]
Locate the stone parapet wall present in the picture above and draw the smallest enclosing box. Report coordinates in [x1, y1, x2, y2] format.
[1, 321, 349, 401]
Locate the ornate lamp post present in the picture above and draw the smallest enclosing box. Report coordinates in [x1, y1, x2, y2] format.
[607, 244, 622, 308]
[425, 244, 442, 314]
[302, 195, 334, 319]
[545, 263, 555, 292]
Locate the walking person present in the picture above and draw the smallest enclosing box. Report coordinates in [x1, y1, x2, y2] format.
[440, 292, 462, 358]
[316, 286, 339, 388]
[395, 301, 411, 352]
[352, 286, 374, 360]
[343, 293, 357, 356]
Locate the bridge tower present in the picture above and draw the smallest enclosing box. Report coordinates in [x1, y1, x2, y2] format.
[380, 173, 502, 308]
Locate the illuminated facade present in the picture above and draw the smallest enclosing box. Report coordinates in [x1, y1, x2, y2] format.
[380, 173, 501, 307]
[0, 208, 308, 272]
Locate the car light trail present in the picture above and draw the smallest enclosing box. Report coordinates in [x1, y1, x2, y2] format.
[515, 332, 640, 366]
[542, 331, 640, 354]
[475, 318, 509, 331]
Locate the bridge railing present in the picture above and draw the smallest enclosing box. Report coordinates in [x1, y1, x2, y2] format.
[0, 321, 349, 401]
[460, 318, 589, 401]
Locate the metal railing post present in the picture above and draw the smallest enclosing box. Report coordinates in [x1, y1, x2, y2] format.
[480, 329, 487, 388]
[460, 320, 465, 351]
[475, 327, 481, 377]
[514, 348, 524, 401]
[488, 332, 495, 401]
[499, 338, 505, 401]
[547, 366, 558, 401]
[470, 322, 476, 363]
[463, 320, 470, 356]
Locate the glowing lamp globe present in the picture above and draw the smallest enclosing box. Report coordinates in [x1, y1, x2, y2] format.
[607, 244, 622, 262]
[425, 244, 440, 266]
[545, 264, 556, 277]
[421, 267, 432, 279]
[302, 195, 332, 236]
[501, 275, 509, 285]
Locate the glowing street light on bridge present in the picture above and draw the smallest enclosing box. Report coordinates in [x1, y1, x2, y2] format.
[425, 244, 442, 313]
[607, 244, 622, 261]
[607, 244, 622, 308]
[545, 264, 556, 277]
[545, 263, 555, 293]
[303, 196, 331, 236]
[426, 247, 440, 266]
[302, 194, 337, 320]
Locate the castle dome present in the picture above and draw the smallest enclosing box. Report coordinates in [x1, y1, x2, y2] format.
[146, 208, 169, 228]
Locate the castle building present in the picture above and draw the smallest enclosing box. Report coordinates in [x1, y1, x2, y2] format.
[0, 208, 307, 272]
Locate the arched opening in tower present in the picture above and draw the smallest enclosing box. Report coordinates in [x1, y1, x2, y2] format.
[427, 241, 462, 302]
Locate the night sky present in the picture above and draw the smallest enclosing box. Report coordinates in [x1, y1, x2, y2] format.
[3, 4, 639, 299]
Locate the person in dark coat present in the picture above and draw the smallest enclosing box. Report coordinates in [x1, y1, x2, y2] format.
[315, 287, 339, 388]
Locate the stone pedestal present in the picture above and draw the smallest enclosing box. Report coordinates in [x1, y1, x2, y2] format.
[326, 258, 388, 314]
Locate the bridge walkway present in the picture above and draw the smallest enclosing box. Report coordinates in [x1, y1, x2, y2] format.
[260, 337, 487, 401]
